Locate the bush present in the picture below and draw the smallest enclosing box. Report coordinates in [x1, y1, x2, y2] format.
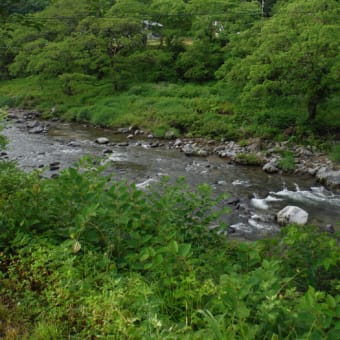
[235, 153, 264, 166]
[330, 144, 340, 164]
[0, 160, 339, 338]
[277, 151, 296, 171]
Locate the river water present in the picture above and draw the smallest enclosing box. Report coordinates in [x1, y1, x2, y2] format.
[3, 119, 340, 239]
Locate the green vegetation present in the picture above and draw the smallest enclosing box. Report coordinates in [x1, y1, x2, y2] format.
[235, 152, 264, 166]
[277, 151, 296, 172]
[0, 0, 338, 142]
[0, 160, 339, 339]
[330, 144, 340, 164]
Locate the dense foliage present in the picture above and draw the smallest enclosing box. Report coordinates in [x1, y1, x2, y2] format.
[0, 160, 339, 339]
[0, 0, 339, 141]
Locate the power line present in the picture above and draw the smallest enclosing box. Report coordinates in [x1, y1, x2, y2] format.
[19, 8, 338, 21]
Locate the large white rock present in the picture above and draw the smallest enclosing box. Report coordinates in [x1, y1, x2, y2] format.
[277, 206, 308, 226]
[316, 167, 340, 190]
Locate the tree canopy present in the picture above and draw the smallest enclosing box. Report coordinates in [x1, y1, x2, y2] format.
[0, 0, 339, 133]
[217, 0, 340, 121]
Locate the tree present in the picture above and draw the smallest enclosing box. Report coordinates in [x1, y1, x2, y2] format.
[218, 0, 340, 121]
[149, 0, 191, 51]
[0, 0, 20, 22]
[176, 0, 260, 82]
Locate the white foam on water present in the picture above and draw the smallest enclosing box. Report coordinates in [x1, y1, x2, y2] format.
[264, 195, 283, 202]
[232, 179, 250, 186]
[251, 198, 269, 210]
[248, 218, 278, 232]
[136, 178, 159, 189]
[61, 148, 82, 154]
[271, 186, 340, 207]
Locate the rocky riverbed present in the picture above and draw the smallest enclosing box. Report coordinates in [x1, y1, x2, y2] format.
[1, 108, 340, 239]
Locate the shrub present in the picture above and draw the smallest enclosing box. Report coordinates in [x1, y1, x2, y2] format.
[235, 152, 263, 166]
[277, 151, 296, 171]
[330, 144, 340, 164]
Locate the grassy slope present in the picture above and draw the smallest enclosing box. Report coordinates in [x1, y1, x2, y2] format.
[0, 76, 339, 143]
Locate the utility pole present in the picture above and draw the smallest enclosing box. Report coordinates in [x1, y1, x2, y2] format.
[261, 0, 265, 17]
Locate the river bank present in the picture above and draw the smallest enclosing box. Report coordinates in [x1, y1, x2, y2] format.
[4, 108, 339, 192]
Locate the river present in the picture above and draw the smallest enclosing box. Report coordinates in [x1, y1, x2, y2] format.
[2, 116, 340, 239]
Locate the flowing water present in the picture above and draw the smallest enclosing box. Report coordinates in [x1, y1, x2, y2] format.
[3, 119, 340, 239]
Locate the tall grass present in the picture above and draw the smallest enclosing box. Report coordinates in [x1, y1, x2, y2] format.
[0, 76, 338, 141]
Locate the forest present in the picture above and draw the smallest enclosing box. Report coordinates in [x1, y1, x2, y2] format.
[0, 1, 339, 339]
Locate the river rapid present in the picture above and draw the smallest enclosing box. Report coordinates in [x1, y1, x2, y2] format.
[2, 113, 340, 239]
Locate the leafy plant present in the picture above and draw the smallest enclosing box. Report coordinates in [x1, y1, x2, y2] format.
[277, 150, 296, 171]
[330, 144, 340, 164]
[235, 152, 263, 166]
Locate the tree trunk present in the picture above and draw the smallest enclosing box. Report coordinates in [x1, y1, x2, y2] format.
[307, 95, 318, 121]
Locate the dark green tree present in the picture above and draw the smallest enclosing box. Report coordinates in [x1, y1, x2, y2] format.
[218, 0, 340, 122]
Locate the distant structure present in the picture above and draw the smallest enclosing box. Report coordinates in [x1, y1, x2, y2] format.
[143, 20, 163, 40]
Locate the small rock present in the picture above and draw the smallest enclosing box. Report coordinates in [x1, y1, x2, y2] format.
[307, 168, 318, 176]
[67, 141, 80, 147]
[117, 127, 129, 134]
[174, 139, 183, 147]
[26, 120, 40, 129]
[182, 144, 195, 156]
[127, 134, 134, 139]
[214, 145, 226, 153]
[245, 138, 262, 152]
[103, 149, 113, 154]
[95, 137, 109, 144]
[196, 149, 209, 157]
[263, 161, 279, 173]
[324, 224, 334, 233]
[117, 142, 129, 147]
[217, 180, 227, 185]
[226, 197, 240, 205]
[29, 126, 44, 134]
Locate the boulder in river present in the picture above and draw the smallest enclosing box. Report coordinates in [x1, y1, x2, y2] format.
[26, 120, 40, 129]
[95, 137, 109, 144]
[117, 142, 129, 147]
[103, 149, 113, 154]
[182, 143, 209, 157]
[182, 143, 195, 156]
[263, 160, 279, 173]
[67, 141, 80, 147]
[49, 161, 61, 171]
[316, 167, 340, 190]
[29, 125, 44, 134]
[277, 206, 308, 226]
